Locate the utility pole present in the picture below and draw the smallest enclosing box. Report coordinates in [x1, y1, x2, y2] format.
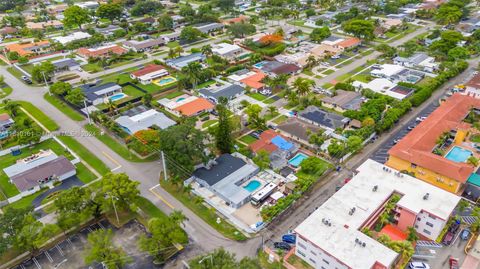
[111, 196, 120, 226]
[41, 71, 51, 95]
[83, 99, 91, 124]
[161, 151, 168, 181]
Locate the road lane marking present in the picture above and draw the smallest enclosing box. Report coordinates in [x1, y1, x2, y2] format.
[101, 151, 122, 170]
[149, 186, 175, 209]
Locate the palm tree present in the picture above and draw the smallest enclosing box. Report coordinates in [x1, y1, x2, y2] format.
[106, 100, 117, 115]
[267, 106, 277, 117]
[170, 210, 188, 227]
[306, 55, 317, 69]
[183, 184, 193, 196]
[182, 62, 202, 89]
[4, 100, 20, 117]
[201, 44, 213, 57]
[378, 212, 390, 227]
[392, 241, 414, 262]
[293, 77, 314, 96]
[406, 226, 419, 242]
[168, 48, 176, 59]
[174, 46, 184, 57]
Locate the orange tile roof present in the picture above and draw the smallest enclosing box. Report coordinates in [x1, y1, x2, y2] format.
[337, 37, 361, 49]
[250, 129, 281, 153]
[6, 41, 50, 56]
[380, 225, 407, 241]
[240, 71, 266, 89]
[174, 98, 214, 116]
[388, 94, 480, 183]
[77, 45, 127, 58]
[131, 64, 164, 77]
[222, 15, 249, 25]
[465, 73, 480, 89]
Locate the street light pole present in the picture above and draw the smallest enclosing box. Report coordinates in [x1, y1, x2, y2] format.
[111, 195, 120, 226]
[83, 99, 91, 124]
[41, 71, 51, 95]
[198, 255, 213, 267]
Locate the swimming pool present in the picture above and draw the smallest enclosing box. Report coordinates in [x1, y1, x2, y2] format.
[253, 61, 267, 69]
[445, 146, 473, 163]
[244, 180, 261, 192]
[176, 97, 186, 102]
[109, 93, 126, 102]
[154, 76, 177, 86]
[289, 153, 309, 167]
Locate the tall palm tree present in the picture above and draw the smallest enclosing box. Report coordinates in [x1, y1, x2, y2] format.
[170, 210, 188, 227]
[293, 77, 314, 96]
[174, 46, 184, 57]
[106, 100, 117, 115]
[306, 55, 317, 69]
[406, 226, 419, 242]
[201, 44, 213, 57]
[267, 106, 277, 117]
[4, 100, 20, 117]
[182, 62, 202, 89]
[168, 48, 176, 59]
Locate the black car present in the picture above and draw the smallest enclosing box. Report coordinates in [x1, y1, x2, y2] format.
[274, 242, 292, 251]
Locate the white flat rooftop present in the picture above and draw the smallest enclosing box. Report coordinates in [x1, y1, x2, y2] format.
[295, 159, 460, 269]
[371, 64, 405, 77]
[212, 43, 242, 55]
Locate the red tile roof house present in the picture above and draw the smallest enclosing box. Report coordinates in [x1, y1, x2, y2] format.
[249, 129, 299, 169]
[336, 37, 362, 50]
[130, 64, 169, 85]
[76, 44, 127, 59]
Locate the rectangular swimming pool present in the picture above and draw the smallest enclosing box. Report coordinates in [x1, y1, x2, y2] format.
[288, 153, 309, 167]
[445, 146, 473, 163]
[243, 180, 261, 192]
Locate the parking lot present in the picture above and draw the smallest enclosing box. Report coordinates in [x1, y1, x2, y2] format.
[371, 101, 440, 164]
[11, 220, 157, 269]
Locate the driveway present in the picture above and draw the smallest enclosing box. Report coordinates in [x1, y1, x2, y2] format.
[32, 176, 84, 209]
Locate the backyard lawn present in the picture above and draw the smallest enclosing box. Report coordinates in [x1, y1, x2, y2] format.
[238, 134, 258, 145]
[247, 92, 267, 101]
[272, 115, 288, 124]
[44, 93, 84, 121]
[202, 120, 218, 128]
[3, 188, 48, 210]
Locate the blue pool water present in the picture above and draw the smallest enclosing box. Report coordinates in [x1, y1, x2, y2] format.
[176, 97, 186, 102]
[157, 77, 176, 85]
[109, 93, 126, 102]
[289, 153, 309, 167]
[253, 61, 266, 69]
[445, 146, 473, 163]
[244, 180, 261, 192]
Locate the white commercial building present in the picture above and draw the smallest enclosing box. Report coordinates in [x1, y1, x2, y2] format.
[52, 32, 92, 45]
[294, 159, 460, 269]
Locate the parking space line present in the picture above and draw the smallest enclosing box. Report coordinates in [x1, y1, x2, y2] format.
[87, 227, 93, 232]
[33, 257, 41, 269]
[44, 251, 53, 263]
[56, 245, 64, 256]
[20, 264, 25, 269]
[98, 222, 105, 229]
[66, 238, 73, 248]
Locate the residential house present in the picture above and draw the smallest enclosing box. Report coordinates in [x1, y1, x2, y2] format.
[77, 44, 128, 59]
[0, 26, 17, 37]
[294, 159, 460, 269]
[198, 83, 245, 104]
[255, 60, 301, 77]
[75, 1, 99, 9]
[51, 58, 81, 73]
[5, 41, 51, 57]
[161, 32, 181, 42]
[461, 73, 480, 98]
[3, 150, 76, 195]
[274, 52, 311, 68]
[304, 15, 323, 28]
[115, 109, 176, 135]
[370, 64, 425, 83]
[157, 95, 214, 117]
[130, 64, 169, 85]
[0, 113, 14, 139]
[52, 32, 92, 45]
[95, 25, 123, 36]
[81, 82, 123, 106]
[277, 117, 324, 147]
[393, 53, 439, 72]
[353, 78, 414, 100]
[194, 22, 224, 35]
[227, 69, 266, 92]
[211, 43, 244, 60]
[165, 53, 206, 70]
[26, 20, 63, 30]
[321, 90, 364, 113]
[298, 106, 350, 131]
[171, 15, 185, 27]
[387, 94, 480, 194]
[336, 37, 362, 50]
[249, 129, 298, 170]
[190, 153, 260, 209]
[123, 38, 164, 52]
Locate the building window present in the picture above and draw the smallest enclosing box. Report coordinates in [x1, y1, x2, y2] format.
[426, 222, 434, 227]
[411, 163, 417, 168]
[309, 258, 316, 264]
[322, 259, 330, 265]
[310, 251, 317, 256]
[298, 242, 306, 249]
[423, 229, 431, 235]
[298, 250, 306, 257]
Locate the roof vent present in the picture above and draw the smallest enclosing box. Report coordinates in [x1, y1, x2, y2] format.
[373, 185, 378, 192]
[362, 242, 366, 247]
[423, 193, 429, 200]
[349, 207, 356, 216]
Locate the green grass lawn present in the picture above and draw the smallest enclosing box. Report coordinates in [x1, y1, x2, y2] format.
[7, 67, 39, 86]
[417, 76, 435, 87]
[322, 83, 334, 89]
[264, 112, 280, 121]
[0, 86, 12, 99]
[263, 97, 276, 104]
[135, 196, 168, 220]
[323, 69, 335, 75]
[195, 80, 216, 89]
[159, 180, 248, 241]
[296, 157, 332, 181]
[44, 93, 84, 121]
[202, 120, 218, 128]
[100, 73, 164, 94]
[470, 134, 480, 143]
[3, 188, 48, 210]
[335, 73, 353, 83]
[162, 90, 184, 99]
[272, 115, 288, 124]
[352, 74, 372, 83]
[302, 69, 314, 76]
[84, 124, 155, 162]
[238, 134, 258, 145]
[166, 41, 180, 48]
[75, 162, 97, 184]
[57, 135, 111, 175]
[16, 101, 59, 131]
[247, 92, 267, 101]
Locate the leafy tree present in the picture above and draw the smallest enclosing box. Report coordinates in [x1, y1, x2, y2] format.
[245, 104, 266, 130]
[305, 8, 316, 17]
[228, 23, 256, 38]
[50, 81, 72, 95]
[16, 126, 42, 146]
[63, 5, 91, 30]
[342, 19, 374, 40]
[0, 0, 27, 12]
[215, 97, 233, 154]
[448, 46, 469, 60]
[406, 226, 419, 242]
[309, 26, 331, 42]
[17, 56, 28, 64]
[16, 218, 59, 256]
[4, 99, 20, 117]
[468, 156, 479, 167]
[253, 149, 270, 169]
[182, 62, 202, 89]
[158, 14, 174, 30]
[436, 4, 462, 25]
[65, 88, 85, 106]
[31, 61, 55, 83]
[7, 51, 19, 61]
[159, 119, 208, 176]
[130, 0, 163, 16]
[299, 157, 324, 174]
[328, 139, 346, 158]
[376, 44, 397, 58]
[85, 229, 132, 269]
[0, 207, 33, 255]
[101, 173, 140, 211]
[138, 213, 188, 264]
[429, 30, 463, 55]
[96, 3, 123, 22]
[293, 77, 314, 96]
[180, 26, 204, 42]
[346, 135, 362, 153]
[218, 0, 235, 11]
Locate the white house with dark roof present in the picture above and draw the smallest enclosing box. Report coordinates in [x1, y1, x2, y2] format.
[115, 109, 175, 134]
[393, 53, 439, 73]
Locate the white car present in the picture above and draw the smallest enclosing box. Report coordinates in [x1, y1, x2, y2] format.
[408, 262, 430, 269]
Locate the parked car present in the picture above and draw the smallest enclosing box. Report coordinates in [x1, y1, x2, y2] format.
[274, 242, 292, 251]
[282, 234, 296, 244]
[460, 228, 470, 240]
[416, 116, 427, 122]
[393, 139, 400, 145]
[408, 262, 430, 269]
[407, 125, 416, 130]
